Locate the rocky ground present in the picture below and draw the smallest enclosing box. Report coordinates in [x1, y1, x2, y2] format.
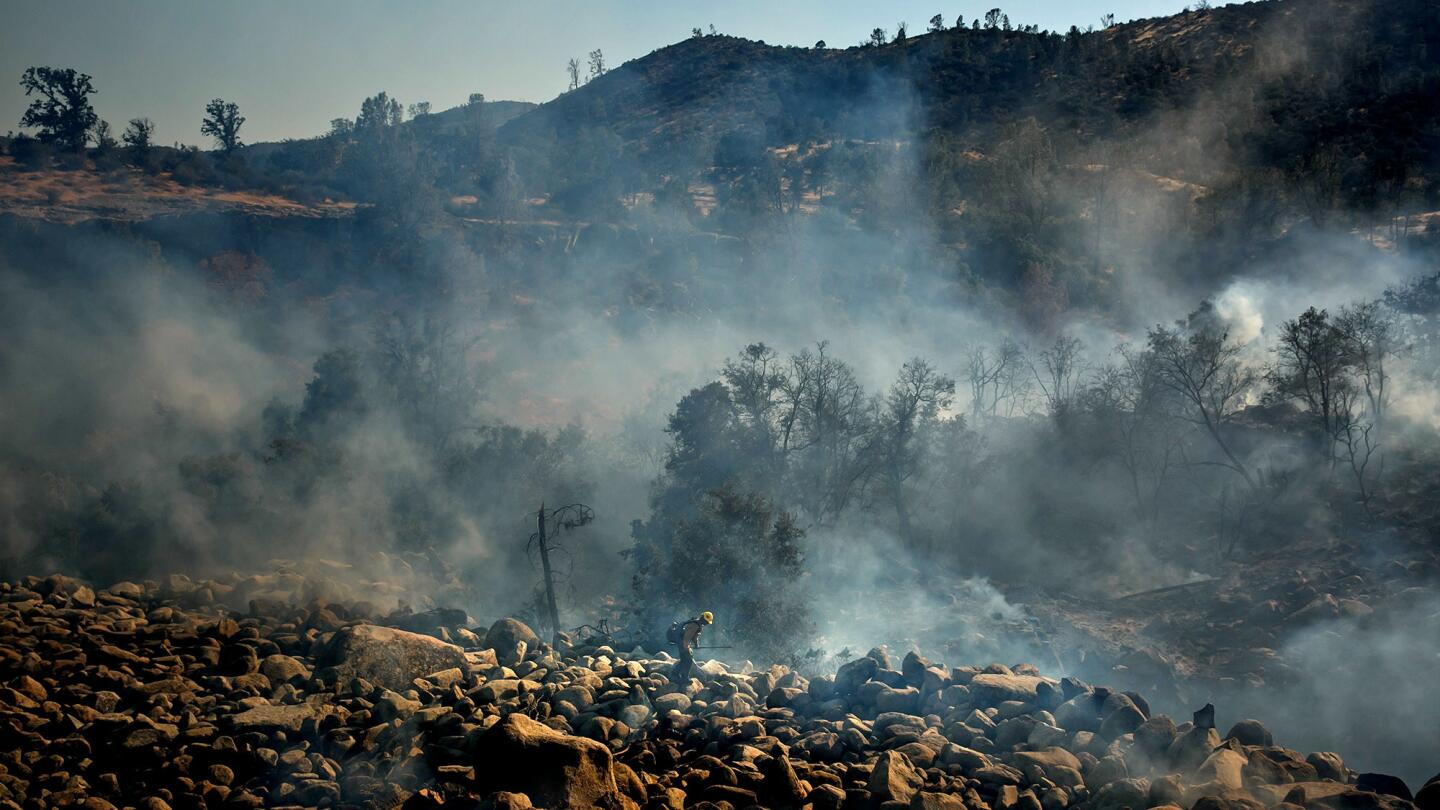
[1, 571, 1437, 810]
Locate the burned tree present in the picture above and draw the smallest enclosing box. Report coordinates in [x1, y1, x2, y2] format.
[966, 338, 1029, 421]
[1334, 301, 1395, 505]
[1148, 316, 1257, 491]
[1031, 335, 1085, 419]
[527, 502, 594, 643]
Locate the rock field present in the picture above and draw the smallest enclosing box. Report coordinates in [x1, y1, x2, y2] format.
[1, 571, 1436, 810]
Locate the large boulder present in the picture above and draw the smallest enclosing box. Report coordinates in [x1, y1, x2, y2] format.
[1091, 778, 1151, 810]
[969, 674, 1053, 707]
[869, 750, 924, 805]
[1356, 774, 1413, 801]
[318, 623, 470, 690]
[487, 617, 540, 653]
[835, 655, 880, 696]
[1224, 719, 1274, 748]
[471, 713, 621, 809]
[1414, 776, 1440, 810]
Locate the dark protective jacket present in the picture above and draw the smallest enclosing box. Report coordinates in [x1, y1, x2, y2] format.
[680, 619, 704, 654]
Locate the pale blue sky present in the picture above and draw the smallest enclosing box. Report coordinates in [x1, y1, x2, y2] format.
[3, 0, 1203, 145]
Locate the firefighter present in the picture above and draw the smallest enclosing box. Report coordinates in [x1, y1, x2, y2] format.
[668, 610, 713, 683]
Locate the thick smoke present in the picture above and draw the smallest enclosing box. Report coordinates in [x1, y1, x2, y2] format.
[2, 0, 1438, 784]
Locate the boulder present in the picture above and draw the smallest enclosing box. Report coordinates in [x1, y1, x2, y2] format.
[1091, 778, 1151, 810]
[1224, 720, 1274, 748]
[471, 713, 620, 809]
[1133, 715, 1178, 757]
[911, 791, 967, 809]
[1356, 774, 1413, 801]
[1306, 752, 1347, 781]
[1098, 702, 1145, 740]
[969, 674, 1051, 707]
[1015, 747, 1083, 775]
[1198, 746, 1249, 790]
[229, 704, 318, 733]
[869, 751, 924, 805]
[835, 656, 880, 696]
[259, 654, 310, 684]
[759, 753, 806, 806]
[1169, 726, 1221, 771]
[901, 651, 931, 685]
[319, 624, 470, 691]
[1414, 779, 1440, 810]
[486, 617, 540, 651]
[1416, 772, 1440, 807]
[809, 784, 847, 810]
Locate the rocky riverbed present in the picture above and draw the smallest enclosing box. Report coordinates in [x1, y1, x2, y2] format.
[1, 572, 1436, 810]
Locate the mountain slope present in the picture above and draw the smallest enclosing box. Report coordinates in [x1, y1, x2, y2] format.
[500, 0, 1440, 194]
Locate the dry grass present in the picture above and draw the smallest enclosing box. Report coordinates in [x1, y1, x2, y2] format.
[0, 157, 354, 223]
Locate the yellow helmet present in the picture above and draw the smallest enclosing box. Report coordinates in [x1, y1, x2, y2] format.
[700, 611, 714, 625]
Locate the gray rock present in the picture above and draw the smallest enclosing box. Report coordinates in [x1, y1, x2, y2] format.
[318, 623, 469, 691]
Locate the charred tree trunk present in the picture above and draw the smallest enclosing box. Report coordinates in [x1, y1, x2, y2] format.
[536, 503, 562, 642]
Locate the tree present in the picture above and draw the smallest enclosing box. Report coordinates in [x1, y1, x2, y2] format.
[1092, 345, 1182, 530]
[984, 9, 1004, 29]
[370, 305, 484, 456]
[406, 101, 431, 120]
[869, 28, 888, 47]
[929, 14, 946, 33]
[355, 91, 402, 134]
[566, 58, 581, 91]
[871, 359, 955, 546]
[628, 486, 813, 662]
[966, 338, 1029, 420]
[1334, 302, 1393, 505]
[467, 92, 485, 106]
[1268, 308, 1358, 465]
[527, 502, 593, 642]
[1100, 12, 1116, 27]
[122, 117, 155, 153]
[895, 22, 908, 42]
[1335, 302, 1393, 449]
[91, 120, 115, 152]
[1148, 316, 1257, 490]
[955, 14, 966, 28]
[692, 27, 703, 38]
[587, 49, 606, 80]
[18, 67, 98, 152]
[201, 98, 244, 154]
[814, 40, 827, 49]
[782, 343, 872, 523]
[1031, 335, 1085, 419]
[986, 118, 1057, 238]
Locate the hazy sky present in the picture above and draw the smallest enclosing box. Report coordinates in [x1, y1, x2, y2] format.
[3, 0, 1200, 145]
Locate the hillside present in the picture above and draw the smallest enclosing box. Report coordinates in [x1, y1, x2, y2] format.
[499, 0, 1439, 200]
